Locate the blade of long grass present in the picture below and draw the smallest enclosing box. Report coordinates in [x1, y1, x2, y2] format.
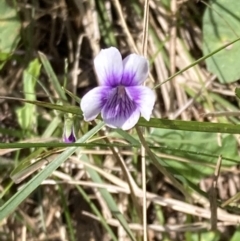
[38, 51, 67, 100]
[138, 118, 240, 133]
[136, 126, 191, 200]
[141, 0, 150, 240]
[0, 96, 82, 116]
[1, 121, 136, 240]
[58, 185, 76, 241]
[80, 154, 136, 241]
[0, 122, 104, 220]
[74, 183, 118, 241]
[2, 96, 240, 134]
[154, 37, 240, 89]
[0, 142, 138, 149]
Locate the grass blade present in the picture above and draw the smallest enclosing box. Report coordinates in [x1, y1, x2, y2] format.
[0, 122, 104, 220]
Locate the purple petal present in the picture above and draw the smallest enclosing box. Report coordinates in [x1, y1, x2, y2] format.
[101, 86, 140, 130]
[94, 47, 123, 87]
[125, 86, 155, 120]
[63, 118, 76, 143]
[63, 131, 76, 143]
[80, 86, 110, 121]
[122, 54, 149, 86]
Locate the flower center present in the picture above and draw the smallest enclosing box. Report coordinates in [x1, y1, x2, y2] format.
[117, 85, 126, 99]
[103, 85, 136, 119]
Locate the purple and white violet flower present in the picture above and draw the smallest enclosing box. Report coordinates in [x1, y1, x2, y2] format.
[80, 47, 155, 130]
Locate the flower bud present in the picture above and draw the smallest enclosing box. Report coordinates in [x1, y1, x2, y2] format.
[63, 117, 76, 143]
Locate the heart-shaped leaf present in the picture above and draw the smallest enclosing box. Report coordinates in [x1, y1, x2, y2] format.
[203, 0, 240, 83]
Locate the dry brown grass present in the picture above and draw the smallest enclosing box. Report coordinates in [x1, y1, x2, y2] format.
[1, 0, 240, 240]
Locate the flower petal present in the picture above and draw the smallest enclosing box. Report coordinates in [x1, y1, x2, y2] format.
[80, 86, 110, 121]
[122, 54, 149, 86]
[125, 86, 155, 120]
[63, 118, 76, 143]
[101, 87, 140, 130]
[94, 47, 123, 87]
[63, 131, 76, 143]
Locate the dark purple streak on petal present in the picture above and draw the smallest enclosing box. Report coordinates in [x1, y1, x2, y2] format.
[101, 86, 138, 128]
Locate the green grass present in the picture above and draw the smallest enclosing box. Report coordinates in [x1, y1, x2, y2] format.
[1, 0, 240, 240]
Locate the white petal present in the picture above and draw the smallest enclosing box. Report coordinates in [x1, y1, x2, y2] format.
[126, 86, 155, 120]
[94, 47, 123, 86]
[122, 54, 149, 86]
[80, 86, 110, 121]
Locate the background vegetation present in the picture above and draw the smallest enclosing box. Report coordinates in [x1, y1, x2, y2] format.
[1, 0, 240, 240]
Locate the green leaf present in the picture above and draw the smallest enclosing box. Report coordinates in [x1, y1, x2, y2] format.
[203, 0, 240, 83]
[151, 129, 238, 183]
[0, 1, 21, 67]
[231, 229, 240, 241]
[190, 231, 219, 241]
[16, 58, 41, 131]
